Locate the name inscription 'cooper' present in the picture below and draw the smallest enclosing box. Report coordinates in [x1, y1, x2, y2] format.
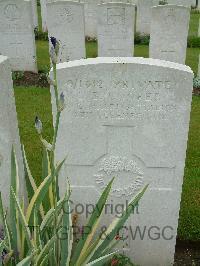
[63, 78, 177, 121]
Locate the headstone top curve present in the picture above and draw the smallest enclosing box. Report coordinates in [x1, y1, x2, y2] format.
[55, 57, 193, 74]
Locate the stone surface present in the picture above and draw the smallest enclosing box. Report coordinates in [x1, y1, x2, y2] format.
[51, 57, 193, 266]
[0, 55, 24, 207]
[84, 0, 99, 38]
[97, 3, 135, 57]
[136, 0, 157, 35]
[47, 0, 86, 63]
[166, 0, 193, 7]
[0, 0, 37, 72]
[40, 0, 48, 31]
[83, 0, 136, 38]
[149, 5, 190, 64]
[31, 0, 38, 28]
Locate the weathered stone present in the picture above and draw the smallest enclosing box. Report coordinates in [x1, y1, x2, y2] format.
[40, 0, 48, 31]
[0, 55, 24, 207]
[51, 57, 193, 266]
[136, 0, 157, 35]
[149, 5, 190, 64]
[0, 0, 37, 72]
[46, 0, 86, 63]
[32, 0, 38, 28]
[98, 3, 135, 57]
[166, 0, 193, 7]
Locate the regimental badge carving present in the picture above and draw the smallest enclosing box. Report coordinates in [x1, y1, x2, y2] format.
[4, 4, 21, 20]
[94, 155, 145, 198]
[59, 8, 74, 23]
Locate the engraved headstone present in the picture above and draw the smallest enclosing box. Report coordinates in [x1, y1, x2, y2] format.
[40, 0, 48, 31]
[98, 3, 135, 57]
[46, 0, 86, 63]
[0, 0, 37, 72]
[51, 57, 193, 266]
[149, 5, 190, 64]
[32, 0, 38, 28]
[0, 55, 24, 206]
[136, 0, 156, 35]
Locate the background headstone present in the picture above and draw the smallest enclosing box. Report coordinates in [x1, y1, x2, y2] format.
[166, 0, 193, 7]
[136, 0, 158, 35]
[0, 0, 37, 72]
[52, 57, 193, 266]
[98, 3, 135, 57]
[149, 5, 190, 64]
[40, 0, 48, 32]
[84, 0, 99, 38]
[32, 0, 38, 28]
[47, 0, 86, 63]
[0, 55, 25, 207]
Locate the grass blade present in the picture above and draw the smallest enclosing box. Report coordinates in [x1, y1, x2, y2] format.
[10, 187, 34, 251]
[90, 185, 148, 261]
[86, 251, 117, 266]
[10, 146, 20, 255]
[25, 158, 65, 224]
[70, 178, 114, 266]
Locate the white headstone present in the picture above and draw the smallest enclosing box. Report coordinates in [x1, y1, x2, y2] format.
[0, 55, 24, 206]
[166, 0, 193, 7]
[84, 0, 99, 38]
[0, 0, 37, 72]
[149, 5, 190, 64]
[97, 3, 135, 57]
[136, 0, 155, 35]
[32, 0, 38, 28]
[40, 0, 48, 32]
[52, 57, 193, 266]
[47, 0, 86, 63]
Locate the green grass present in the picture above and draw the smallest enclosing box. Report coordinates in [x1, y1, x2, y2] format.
[189, 12, 199, 36]
[14, 87, 53, 186]
[178, 96, 200, 241]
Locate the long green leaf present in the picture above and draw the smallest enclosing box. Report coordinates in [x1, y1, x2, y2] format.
[60, 185, 73, 266]
[0, 193, 11, 250]
[11, 188, 34, 251]
[42, 147, 51, 213]
[71, 178, 114, 266]
[86, 251, 117, 266]
[25, 158, 66, 224]
[10, 146, 19, 255]
[21, 145, 35, 200]
[16, 254, 34, 266]
[90, 185, 148, 261]
[40, 199, 63, 233]
[35, 228, 61, 265]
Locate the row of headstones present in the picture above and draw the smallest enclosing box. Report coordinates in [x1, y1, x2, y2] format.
[0, 0, 191, 73]
[41, 0, 196, 36]
[0, 54, 194, 265]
